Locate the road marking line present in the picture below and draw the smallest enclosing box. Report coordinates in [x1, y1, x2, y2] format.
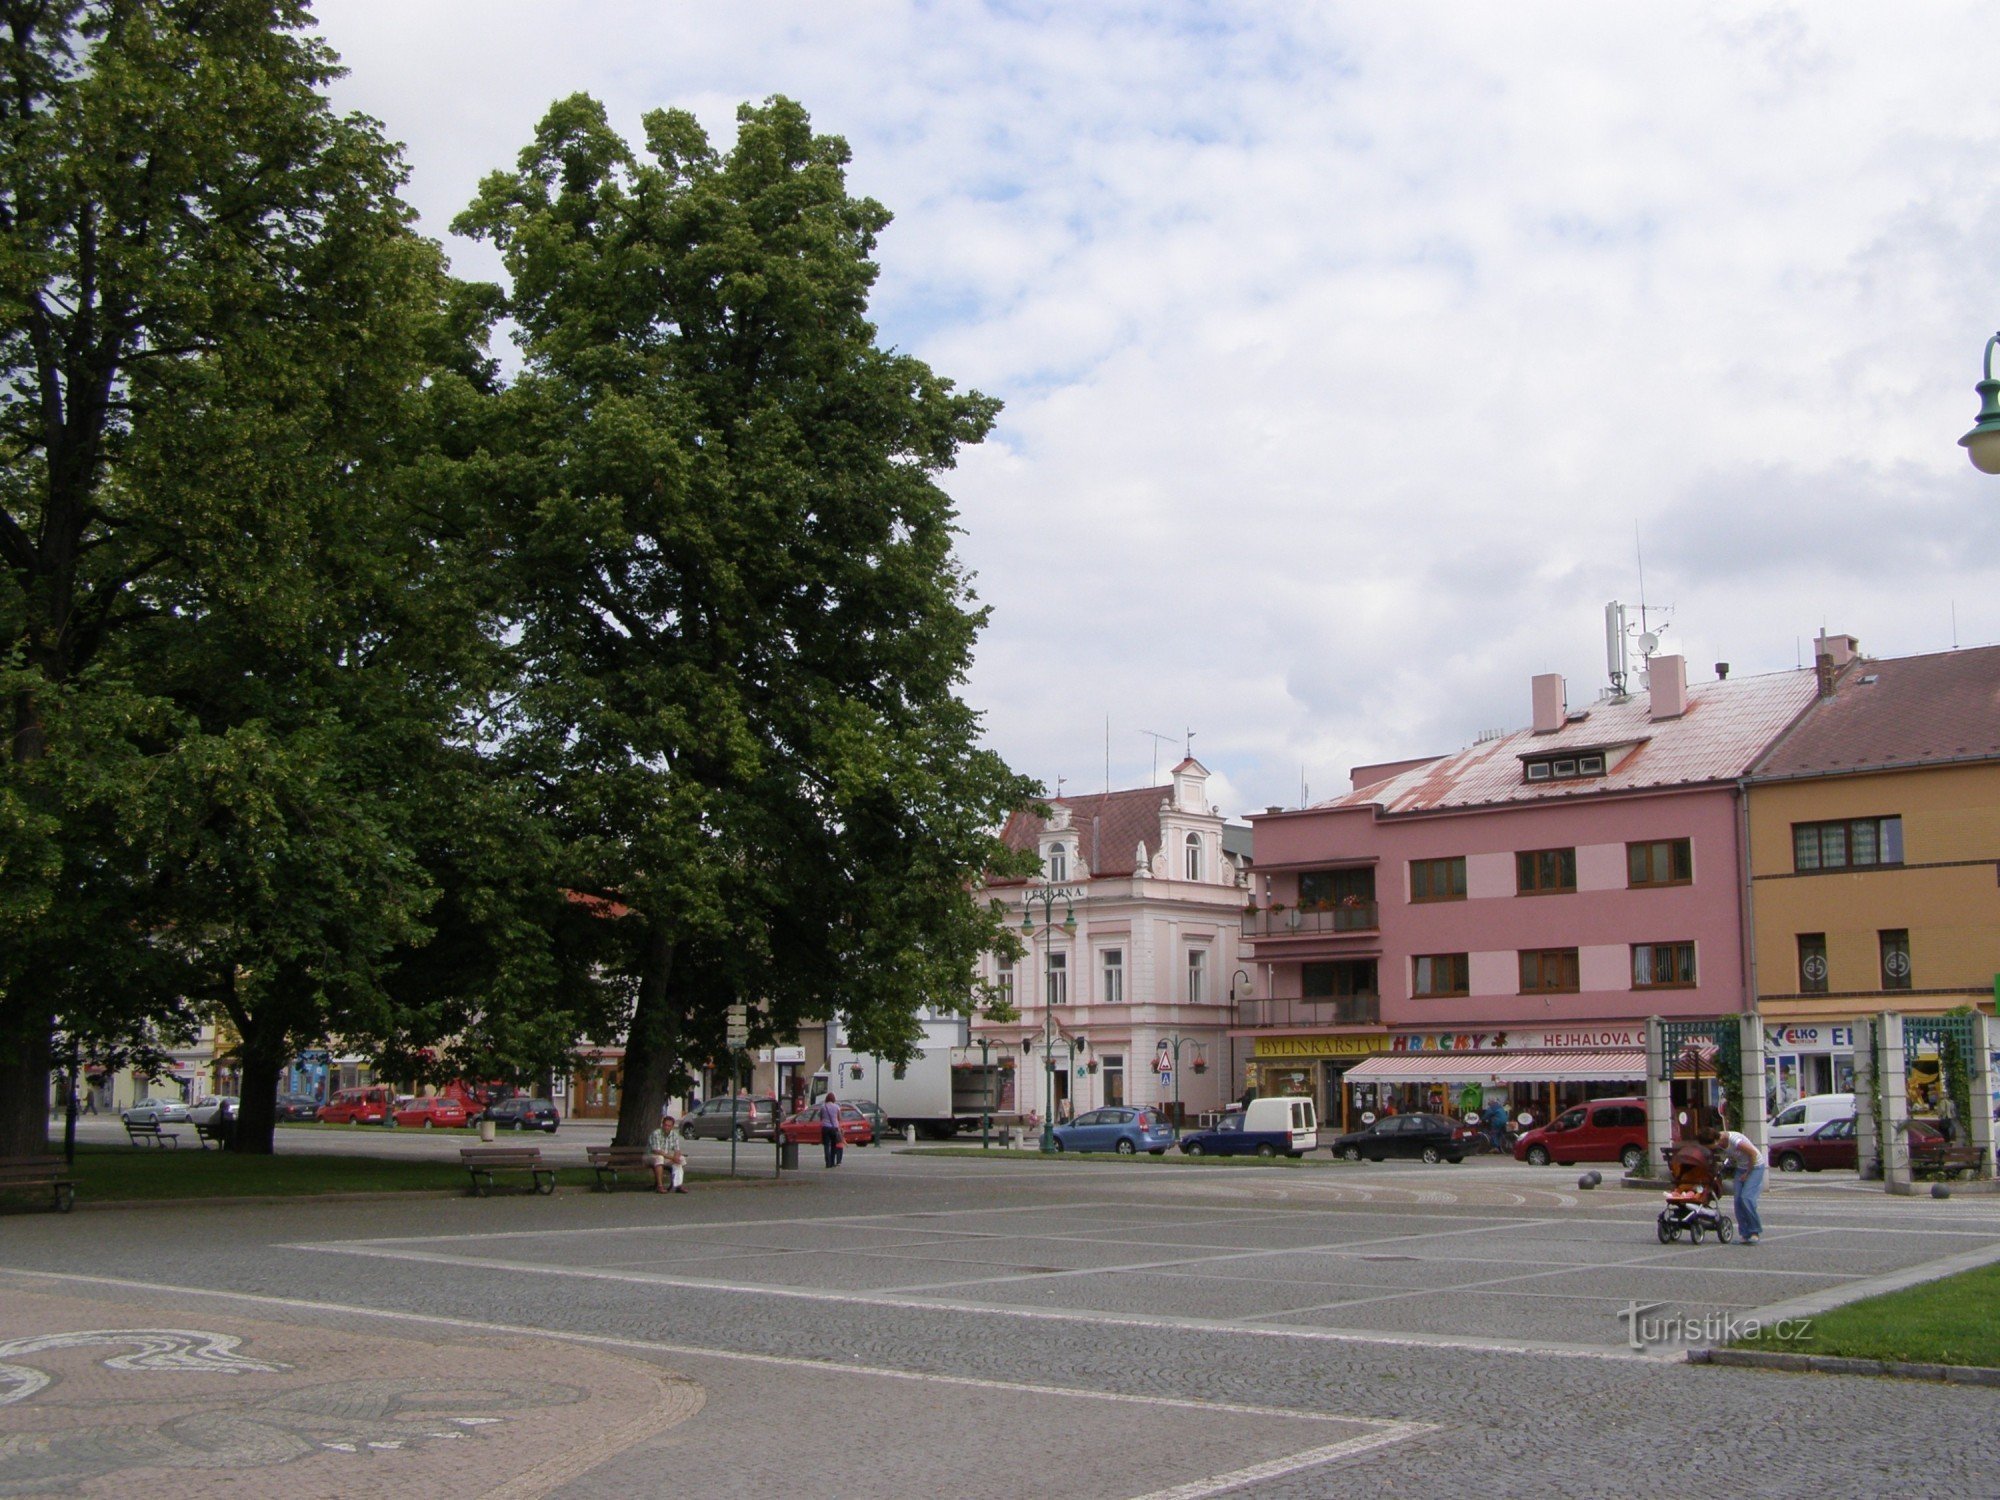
[1124, 1427, 1429, 1500]
[0, 1265, 1435, 1437]
[250, 1243, 1668, 1361]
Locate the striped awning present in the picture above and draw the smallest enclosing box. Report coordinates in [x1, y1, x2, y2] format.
[1342, 1050, 1646, 1085]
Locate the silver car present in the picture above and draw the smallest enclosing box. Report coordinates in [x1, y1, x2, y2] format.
[122, 1096, 190, 1124]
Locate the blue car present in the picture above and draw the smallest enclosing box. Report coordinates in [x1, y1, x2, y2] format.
[1177, 1113, 1299, 1159]
[1050, 1106, 1176, 1155]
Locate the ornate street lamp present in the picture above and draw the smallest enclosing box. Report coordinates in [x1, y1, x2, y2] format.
[1959, 332, 2000, 474]
[1022, 882, 1080, 1152]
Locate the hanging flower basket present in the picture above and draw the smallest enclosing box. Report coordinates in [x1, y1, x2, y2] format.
[1192, 1062, 1207, 1075]
[849, 1064, 864, 1080]
[1085, 1061, 1098, 1075]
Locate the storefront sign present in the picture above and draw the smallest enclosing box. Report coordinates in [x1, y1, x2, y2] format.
[1763, 1025, 1853, 1053]
[1250, 1034, 1384, 1059]
[1389, 1026, 1642, 1053]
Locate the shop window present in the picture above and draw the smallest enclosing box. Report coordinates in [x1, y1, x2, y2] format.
[1627, 838, 1692, 887]
[1792, 816, 1902, 873]
[1102, 1055, 1124, 1107]
[1879, 929, 1911, 991]
[1515, 847, 1577, 895]
[1412, 953, 1470, 997]
[1410, 856, 1467, 902]
[1519, 948, 1580, 994]
[1797, 934, 1827, 995]
[1631, 941, 1696, 989]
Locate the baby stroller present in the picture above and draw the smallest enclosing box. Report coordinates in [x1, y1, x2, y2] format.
[1657, 1141, 1734, 1245]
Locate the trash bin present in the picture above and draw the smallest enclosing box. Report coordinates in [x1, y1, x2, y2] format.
[779, 1140, 799, 1170]
[479, 1119, 496, 1143]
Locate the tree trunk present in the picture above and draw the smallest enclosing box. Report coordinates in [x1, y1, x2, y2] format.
[0, 994, 55, 1157]
[232, 1027, 288, 1156]
[612, 925, 678, 1148]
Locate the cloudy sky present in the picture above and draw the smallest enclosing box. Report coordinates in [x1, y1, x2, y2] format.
[313, 2, 2000, 817]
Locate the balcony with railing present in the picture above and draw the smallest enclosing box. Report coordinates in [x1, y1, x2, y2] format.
[1241, 902, 1379, 939]
[1236, 994, 1381, 1030]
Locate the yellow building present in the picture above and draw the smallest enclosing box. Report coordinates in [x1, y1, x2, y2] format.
[1746, 637, 2000, 1100]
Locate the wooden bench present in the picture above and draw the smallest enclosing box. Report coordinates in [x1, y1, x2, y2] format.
[461, 1146, 556, 1196]
[194, 1119, 228, 1150]
[0, 1157, 76, 1213]
[586, 1144, 665, 1191]
[1912, 1140, 1987, 1180]
[124, 1119, 179, 1148]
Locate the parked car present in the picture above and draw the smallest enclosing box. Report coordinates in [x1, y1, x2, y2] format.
[482, 1096, 560, 1133]
[1179, 1098, 1317, 1159]
[1768, 1093, 1855, 1152]
[121, 1096, 189, 1125]
[680, 1097, 779, 1141]
[1770, 1115, 1945, 1174]
[847, 1098, 889, 1143]
[1514, 1097, 1649, 1170]
[393, 1096, 472, 1130]
[1329, 1112, 1480, 1164]
[1049, 1106, 1177, 1155]
[779, 1103, 874, 1147]
[188, 1095, 239, 1126]
[317, 1087, 390, 1125]
[274, 1093, 322, 1122]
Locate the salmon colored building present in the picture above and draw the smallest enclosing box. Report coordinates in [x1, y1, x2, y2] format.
[1746, 637, 2000, 1106]
[1243, 656, 1820, 1133]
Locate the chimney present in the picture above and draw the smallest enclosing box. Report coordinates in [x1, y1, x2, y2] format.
[1815, 651, 1838, 698]
[1649, 654, 1687, 720]
[1714, 662, 1729, 680]
[1816, 632, 1858, 668]
[1531, 673, 1566, 734]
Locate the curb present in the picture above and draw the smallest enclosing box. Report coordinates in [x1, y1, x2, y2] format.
[1689, 1347, 2000, 1386]
[8, 1173, 789, 1214]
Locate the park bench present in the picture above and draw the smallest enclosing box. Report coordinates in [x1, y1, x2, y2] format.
[124, 1119, 179, 1149]
[0, 1156, 76, 1213]
[1911, 1139, 1987, 1180]
[194, 1119, 229, 1150]
[461, 1145, 556, 1197]
[585, 1144, 663, 1191]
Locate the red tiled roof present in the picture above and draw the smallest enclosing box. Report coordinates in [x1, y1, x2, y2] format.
[994, 785, 1179, 882]
[1751, 644, 2000, 780]
[1320, 667, 1820, 816]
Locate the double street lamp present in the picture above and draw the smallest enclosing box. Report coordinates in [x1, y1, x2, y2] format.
[1959, 332, 2000, 474]
[1021, 881, 1080, 1152]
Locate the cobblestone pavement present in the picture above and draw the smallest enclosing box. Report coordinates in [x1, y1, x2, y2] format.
[4, 1153, 1997, 1497]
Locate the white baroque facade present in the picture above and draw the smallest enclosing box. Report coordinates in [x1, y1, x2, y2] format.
[974, 759, 1249, 1125]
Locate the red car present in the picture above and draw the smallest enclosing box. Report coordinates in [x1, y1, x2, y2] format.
[1772, 1116, 1941, 1173]
[317, 1087, 390, 1124]
[778, 1104, 874, 1148]
[393, 1096, 471, 1130]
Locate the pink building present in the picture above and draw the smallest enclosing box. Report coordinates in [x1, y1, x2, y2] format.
[1241, 657, 1819, 1133]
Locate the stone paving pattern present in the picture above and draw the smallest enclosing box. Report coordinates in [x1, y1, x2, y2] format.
[2, 1148, 1996, 1496]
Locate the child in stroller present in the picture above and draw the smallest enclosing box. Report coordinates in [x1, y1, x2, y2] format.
[1657, 1138, 1734, 1245]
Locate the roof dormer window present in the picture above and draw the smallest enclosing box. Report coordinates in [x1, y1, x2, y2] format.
[1522, 751, 1607, 784]
[1047, 843, 1067, 882]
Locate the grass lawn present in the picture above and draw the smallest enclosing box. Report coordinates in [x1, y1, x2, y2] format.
[3, 1143, 613, 1204]
[1734, 1261, 2000, 1368]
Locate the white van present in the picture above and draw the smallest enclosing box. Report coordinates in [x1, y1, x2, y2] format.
[1768, 1093, 1854, 1149]
[1242, 1096, 1318, 1154]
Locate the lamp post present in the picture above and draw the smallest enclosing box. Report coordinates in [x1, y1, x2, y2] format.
[1022, 882, 1080, 1151]
[1959, 332, 2000, 474]
[1154, 1033, 1208, 1138]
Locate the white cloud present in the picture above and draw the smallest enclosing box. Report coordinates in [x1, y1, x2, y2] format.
[314, 0, 2000, 812]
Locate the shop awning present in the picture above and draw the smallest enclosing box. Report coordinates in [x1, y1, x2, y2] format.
[1343, 1050, 1646, 1085]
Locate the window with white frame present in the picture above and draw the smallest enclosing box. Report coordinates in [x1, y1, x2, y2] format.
[1186, 948, 1207, 1004]
[1101, 948, 1124, 1003]
[995, 959, 1014, 1007]
[1047, 843, 1067, 881]
[1184, 832, 1203, 881]
[1046, 952, 1068, 1005]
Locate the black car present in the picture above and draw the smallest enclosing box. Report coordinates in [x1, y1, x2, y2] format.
[1328, 1112, 1480, 1164]
[274, 1093, 322, 1123]
[483, 1096, 560, 1133]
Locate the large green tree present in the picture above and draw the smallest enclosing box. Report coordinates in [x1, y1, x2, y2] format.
[458, 95, 1034, 1147]
[0, 0, 469, 1154]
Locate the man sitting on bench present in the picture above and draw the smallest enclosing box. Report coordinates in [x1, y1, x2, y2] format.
[647, 1110, 688, 1194]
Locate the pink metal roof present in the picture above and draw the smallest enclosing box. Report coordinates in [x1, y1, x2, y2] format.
[1750, 644, 2000, 780]
[1320, 667, 1820, 817]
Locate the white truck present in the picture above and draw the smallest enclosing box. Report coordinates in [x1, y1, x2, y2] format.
[818, 1016, 1014, 1140]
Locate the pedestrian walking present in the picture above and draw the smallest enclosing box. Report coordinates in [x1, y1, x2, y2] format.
[818, 1092, 844, 1168]
[1701, 1127, 1766, 1244]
